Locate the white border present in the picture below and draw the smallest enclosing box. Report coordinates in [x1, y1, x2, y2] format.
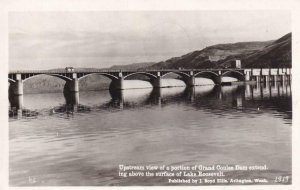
[1, 0, 300, 190]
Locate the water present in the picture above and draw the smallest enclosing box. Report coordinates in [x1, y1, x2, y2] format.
[9, 81, 292, 186]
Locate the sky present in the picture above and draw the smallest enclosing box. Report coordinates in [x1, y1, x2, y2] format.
[9, 11, 291, 70]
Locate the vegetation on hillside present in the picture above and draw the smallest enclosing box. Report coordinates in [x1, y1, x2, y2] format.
[148, 33, 291, 69]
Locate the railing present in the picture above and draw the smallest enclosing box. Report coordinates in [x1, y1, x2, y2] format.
[8, 68, 259, 74]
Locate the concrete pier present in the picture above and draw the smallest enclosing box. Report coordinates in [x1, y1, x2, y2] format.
[150, 88, 162, 106]
[186, 86, 195, 102]
[256, 76, 261, 84]
[9, 80, 23, 95]
[265, 75, 270, 83]
[151, 77, 162, 88]
[9, 94, 24, 110]
[64, 91, 79, 105]
[184, 76, 195, 86]
[110, 78, 124, 90]
[9, 95, 24, 118]
[214, 76, 222, 85]
[245, 71, 251, 81]
[64, 79, 79, 92]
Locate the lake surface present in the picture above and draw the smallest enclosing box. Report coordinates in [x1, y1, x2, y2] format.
[9, 81, 292, 186]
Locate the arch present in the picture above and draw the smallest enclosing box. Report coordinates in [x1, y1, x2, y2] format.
[194, 71, 219, 78]
[161, 71, 190, 78]
[8, 78, 16, 83]
[78, 73, 119, 80]
[49, 74, 73, 81]
[123, 72, 157, 80]
[194, 71, 220, 84]
[22, 74, 72, 82]
[221, 70, 245, 81]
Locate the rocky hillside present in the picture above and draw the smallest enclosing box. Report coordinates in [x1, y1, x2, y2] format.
[148, 33, 291, 69]
[241, 33, 291, 68]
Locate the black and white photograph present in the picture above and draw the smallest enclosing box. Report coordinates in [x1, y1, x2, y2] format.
[1, 0, 300, 189]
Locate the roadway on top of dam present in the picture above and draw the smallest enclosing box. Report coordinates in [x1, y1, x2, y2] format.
[9, 68, 246, 74]
[8, 68, 249, 83]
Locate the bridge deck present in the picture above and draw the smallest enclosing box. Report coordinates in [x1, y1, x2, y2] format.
[9, 68, 248, 74]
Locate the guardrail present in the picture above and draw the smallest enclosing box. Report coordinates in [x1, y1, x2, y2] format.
[8, 68, 263, 74]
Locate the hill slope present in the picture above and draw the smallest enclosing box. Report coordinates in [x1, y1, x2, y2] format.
[241, 33, 291, 68]
[148, 33, 291, 69]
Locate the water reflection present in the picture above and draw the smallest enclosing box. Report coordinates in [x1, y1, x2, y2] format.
[9, 95, 39, 119]
[9, 81, 292, 186]
[64, 91, 79, 106]
[9, 82, 292, 122]
[48, 92, 92, 118]
[9, 95, 23, 110]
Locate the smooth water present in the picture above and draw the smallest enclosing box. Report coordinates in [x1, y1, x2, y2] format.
[9, 82, 292, 186]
